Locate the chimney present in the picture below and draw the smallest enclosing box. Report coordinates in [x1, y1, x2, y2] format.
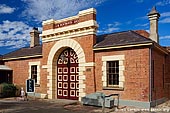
[134, 30, 149, 38]
[147, 6, 160, 43]
[30, 27, 40, 47]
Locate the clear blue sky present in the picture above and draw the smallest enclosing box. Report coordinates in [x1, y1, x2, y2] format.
[0, 0, 170, 55]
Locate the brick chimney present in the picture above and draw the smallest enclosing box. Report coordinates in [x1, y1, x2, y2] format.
[147, 6, 160, 43]
[134, 30, 149, 38]
[30, 27, 40, 47]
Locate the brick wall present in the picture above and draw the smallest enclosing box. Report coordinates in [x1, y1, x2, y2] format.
[79, 13, 96, 22]
[95, 47, 150, 102]
[74, 35, 96, 94]
[73, 35, 96, 62]
[43, 23, 54, 31]
[151, 48, 166, 101]
[134, 30, 149, 38]
[165, 53, 170, 98]
[41, 8, 98, 99]
[42, 34, 97, 64]
[4, 57, 47, 94]
[41, 34, 97, 95]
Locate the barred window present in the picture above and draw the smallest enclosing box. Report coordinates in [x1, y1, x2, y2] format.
[107, 61, 119, 86]
[31, 65, 37, 83]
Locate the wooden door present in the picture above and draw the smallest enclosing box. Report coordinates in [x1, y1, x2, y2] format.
[57, 48, 79, 100]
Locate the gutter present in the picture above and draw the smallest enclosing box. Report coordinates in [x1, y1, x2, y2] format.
[93, 42, 153, 51]
[153, 43, 169, 55]
[3, 54, 42, 61]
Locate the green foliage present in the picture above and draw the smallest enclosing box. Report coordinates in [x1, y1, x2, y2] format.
[0, 83, 17, 98]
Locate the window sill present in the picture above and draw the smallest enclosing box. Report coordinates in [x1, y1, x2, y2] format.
[103, 87, 124, 91]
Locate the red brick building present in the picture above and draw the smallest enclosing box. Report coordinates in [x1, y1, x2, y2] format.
[1, 7, 170, 108]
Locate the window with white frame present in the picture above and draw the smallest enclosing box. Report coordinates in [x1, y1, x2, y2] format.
[31, 65, 37, 83]
[107, 61, 119, 86]
[102, 55, 125, 89]
[29, 61, 40, 86]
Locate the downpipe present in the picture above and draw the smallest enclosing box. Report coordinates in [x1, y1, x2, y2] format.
[149, 47, 152, 109]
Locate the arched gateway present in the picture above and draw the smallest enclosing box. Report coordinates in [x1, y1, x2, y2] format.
[46, 39, 86, 100]
[43, 8, 97, 100]
[57, 48, 79, 100]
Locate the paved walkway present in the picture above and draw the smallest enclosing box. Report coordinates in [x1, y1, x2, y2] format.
[1, 97, 170, 113]
[0, 97, 100, 113]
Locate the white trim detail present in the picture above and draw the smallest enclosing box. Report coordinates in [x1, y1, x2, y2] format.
[42, 29, 97, 43]
[85, 62, 95, 66]
[41, 20, 98, 43]
[42, 16, 78, 25]
[47, 39, 86, 100]
[102, 55, 125, 88]
[79, 8, 96, 16]
[42, 65, 48, 69]
[79, 62, 95, 67]
[28, 61, 41, 85]
[42, 8, 96, 25]
[42, 20, 97, 36]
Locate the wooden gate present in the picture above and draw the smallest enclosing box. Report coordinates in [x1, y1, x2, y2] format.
[57, 48, 79, 100]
